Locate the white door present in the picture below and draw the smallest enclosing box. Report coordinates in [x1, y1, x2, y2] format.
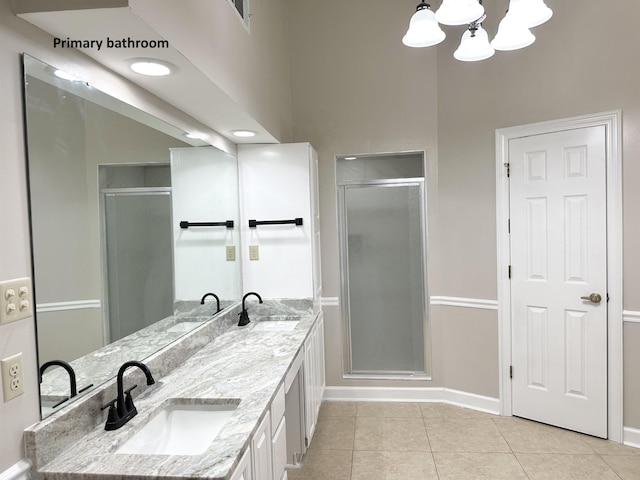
[509, 125, 608, 438]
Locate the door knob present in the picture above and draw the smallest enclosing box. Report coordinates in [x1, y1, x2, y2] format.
[580, 293, 602, 304]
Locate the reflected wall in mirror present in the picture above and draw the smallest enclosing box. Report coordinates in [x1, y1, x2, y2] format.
[23, 55, 242, 418]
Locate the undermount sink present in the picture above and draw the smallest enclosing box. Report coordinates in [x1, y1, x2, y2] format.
[167, 320, 206, 333]
[116, 400, 239, 455]
[252, 320, 299, 332]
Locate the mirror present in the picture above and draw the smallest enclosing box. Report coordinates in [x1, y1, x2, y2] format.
[22, 55, 242, 418]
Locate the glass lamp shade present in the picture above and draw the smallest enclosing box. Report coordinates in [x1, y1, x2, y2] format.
[454, 26, 495, 61]
[402, 5, 446, 48]
[507, 0, 553, 28]
[435, 0, 485, 26]
[491, 13, 535, 51]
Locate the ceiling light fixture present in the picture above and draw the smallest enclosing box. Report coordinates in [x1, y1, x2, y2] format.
[403, 0, 552, 62]
[53, 69, 82, 82]
[231, 130, 258, 138]
[128, 58, 174, 76]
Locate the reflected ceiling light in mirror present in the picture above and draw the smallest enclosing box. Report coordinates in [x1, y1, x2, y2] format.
[402, 0, 551, 61]
[344, 156, 357, 160]
[128, 58, 174, 76]
[231, 130, 257, 138]
[53, 69, 82, 82]
[185, 132, 207, 140]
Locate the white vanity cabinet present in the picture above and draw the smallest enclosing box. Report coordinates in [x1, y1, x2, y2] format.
[251, 411, 273, 480]
[304, 312, 325, 443]
[238, 143, 321, 304]
[270, 384, 287, 480]
[230, 447, 253, 480]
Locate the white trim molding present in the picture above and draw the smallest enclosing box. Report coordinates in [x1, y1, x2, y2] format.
[36, 299, 101, 313]
[623, 310, 640, 323]
[320, 296, 339, 307]
[323, 386, 500, 415]
[430, 296, 498, 310]
[496, 110, 624, 443]
[624, 427, 640, 449]
[0, 460, 31, 480]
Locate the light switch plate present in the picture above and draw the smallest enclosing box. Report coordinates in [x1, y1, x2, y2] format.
[226, 245, 236, 261]
[1, 353, 25, 401]
[249, 245, 259, 261]
[0, 278, 33, 325]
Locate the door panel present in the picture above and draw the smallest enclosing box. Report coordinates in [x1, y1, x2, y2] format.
[510, 126, 607, 437]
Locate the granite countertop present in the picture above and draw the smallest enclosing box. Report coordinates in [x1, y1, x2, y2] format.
[35, 302, 318, 480]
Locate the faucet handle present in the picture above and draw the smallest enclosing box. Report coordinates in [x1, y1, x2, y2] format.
[101, 399, 120, 427]
[124, 385, 138, 412]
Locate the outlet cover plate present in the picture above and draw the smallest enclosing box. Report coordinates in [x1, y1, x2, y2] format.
[1, 352, 25, 401]
[249, 245, 259, 261]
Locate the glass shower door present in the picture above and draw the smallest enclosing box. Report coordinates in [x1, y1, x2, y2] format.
[340, 181, 427, 375]
[103, 191, 174, 341]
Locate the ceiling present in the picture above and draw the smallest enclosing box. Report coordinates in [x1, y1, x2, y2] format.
[17, 5, 279, 146]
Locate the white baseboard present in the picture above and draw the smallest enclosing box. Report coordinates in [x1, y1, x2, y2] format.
[0, 460, 31, 480]
[624, 426, 640, 449]
[323, 386, 500, 415]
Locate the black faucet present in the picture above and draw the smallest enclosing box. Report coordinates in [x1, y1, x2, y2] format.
[200, 292, 221, 313]
[39, 360, 94, 409]
[238, 291, 263, 326]
[102, 360, 155, 431]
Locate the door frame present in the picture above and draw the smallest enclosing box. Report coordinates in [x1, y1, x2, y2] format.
[495, 111, 623, 442]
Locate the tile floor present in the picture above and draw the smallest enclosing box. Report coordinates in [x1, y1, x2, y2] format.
[286, 401, 640, 480]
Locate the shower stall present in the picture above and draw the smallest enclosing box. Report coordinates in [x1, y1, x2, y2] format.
[337, 152, 429, 377]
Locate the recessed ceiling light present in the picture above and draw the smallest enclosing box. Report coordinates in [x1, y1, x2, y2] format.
[231, 130, 258, 138]
[344, 156, 357, 160]
[128, 58, 174, 76]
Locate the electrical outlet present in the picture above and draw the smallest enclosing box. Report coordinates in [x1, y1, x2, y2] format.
[1, 353, 25, 401]
[0, 278, 33, 325]
[249, 245, 259, 261]
[226, 245, 236, 261]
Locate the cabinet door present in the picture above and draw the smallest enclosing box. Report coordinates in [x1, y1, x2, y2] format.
[272, 416, 287, 480]
[304, 324, 317, 443]
[230, 447, 252, 480]
[252, 412, 273, 480]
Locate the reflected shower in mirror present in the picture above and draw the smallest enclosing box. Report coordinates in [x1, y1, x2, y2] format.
[23, 55, 242, 418]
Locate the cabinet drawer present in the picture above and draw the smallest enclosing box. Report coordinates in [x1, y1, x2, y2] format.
[270, 383, 286, 433]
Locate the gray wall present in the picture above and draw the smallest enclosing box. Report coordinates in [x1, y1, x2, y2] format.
[287, 0, 640, 424]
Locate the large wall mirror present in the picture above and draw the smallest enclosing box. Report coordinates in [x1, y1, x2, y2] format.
[23, 54, 242, 418]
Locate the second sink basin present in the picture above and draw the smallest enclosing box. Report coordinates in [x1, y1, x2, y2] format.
[116, 400, 239, 456]
[252, 321, 299, 332]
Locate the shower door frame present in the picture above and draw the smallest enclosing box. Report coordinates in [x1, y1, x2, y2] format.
[99, 186, 174, 345]
[337, 177, 430, 379]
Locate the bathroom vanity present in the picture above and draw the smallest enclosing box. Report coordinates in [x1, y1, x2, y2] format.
[25, 300, 325, 480]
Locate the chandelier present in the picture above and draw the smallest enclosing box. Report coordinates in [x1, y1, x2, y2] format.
[402, 0, 553, 61]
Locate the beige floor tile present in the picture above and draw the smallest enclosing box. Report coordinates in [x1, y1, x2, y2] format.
[581, 435, 640, 455]
[516, 453, 621, 479]
[356, 401, 422, 418]
[310, 416, 355, 450]
[601, 455, 640, 480]
[286, 448, 353, 480]
[425, 418, 511, 453]
[433, 452, 529, 480]
[494, 417, 595, 454]
[351, 450, 438, 480]
[354, 417, 430, 452]
[319, 401, 356, 418]
[420, 402, 498, 419]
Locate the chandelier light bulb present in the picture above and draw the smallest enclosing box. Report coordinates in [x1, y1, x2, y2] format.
[491, 13, 536, 51]
[506, 0, 553, 28]
[435, 0, 485, 26]
[454, 25, 495, 62]
[402, 2, 446, 48]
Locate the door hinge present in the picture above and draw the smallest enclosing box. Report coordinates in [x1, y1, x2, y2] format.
[607, 293, 610, 303]
[504, 162, 511, 177]
[508, 265, 511, 279]
[510, 365, 513, 379]
[508, 218, 510, 233]
[305, 437, 309, 448]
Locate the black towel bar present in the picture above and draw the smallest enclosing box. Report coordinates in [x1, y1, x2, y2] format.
[248, 218, 303, 228]
[180, 220, 234, 229]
